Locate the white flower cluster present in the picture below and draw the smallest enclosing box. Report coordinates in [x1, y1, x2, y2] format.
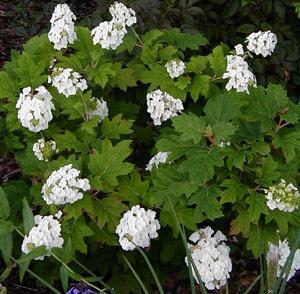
[48, 4, 77, 50]
[218, 141, 231, 148]
[264, 179, 300, 212]
[185, 226, 232, 291]
[109, 1, 137, 27]
[42, 164, 90, 205]
[21, 214, 64, 260]
[246, 31, 277, 57]
[223, 30, 277, 94]
[165, 60, 185, 79]
[146, 89, 184, 125]
[222, 55, 257, 93]
[91, 2, 136, 50]
[116, 205, 161, 251]
[48, 67, 88, 98]
[87, 97, 109, 123]
[267, 239, 300, 281]
[16, 86, 54, 132]
[146, 151, 170, 171]
[33, 138, 57, 162]
[234, 44, 244, 56]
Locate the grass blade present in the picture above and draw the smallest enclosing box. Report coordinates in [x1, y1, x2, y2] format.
[243, 275, 261, 294]
[72, 258, 113, 292]
[272, 229, 300, 294]
[123, 255, 149, 294]
[11, 256, 61, 294]
[135, 246, 164, 294]
[278, 230, 300, 294]
[166, 195, 208, 294]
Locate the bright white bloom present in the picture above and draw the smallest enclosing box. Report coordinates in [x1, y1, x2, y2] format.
[146, 89, 184, 125]
[91, 2, 136, 50]
[16, 86, 54, 132]
[267, 239, 300, 281]
[234, 44, 244, 55]
[48, 67, 87, 97]
[218, 141, 231, 148]
[246, 31, 277, 57]
[87, 97, 109, 123]
[116, 205, 161, 251]
[109, 2, 137, 27]
[165, 60, 186, 79]
[42, 164, 90, 205]
[146, 151, 170, 171]
[21, 214, 64, 260]
[185, 226, 232, 290]
[222, 55, 257, 94]
[33, 138, 57, 162]
[264, 179, 300, 212]
[91, 20, 127, 50]
[48, 4, 77, 50]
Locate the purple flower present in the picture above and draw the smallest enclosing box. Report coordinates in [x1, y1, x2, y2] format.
[66, 283, 96, 294]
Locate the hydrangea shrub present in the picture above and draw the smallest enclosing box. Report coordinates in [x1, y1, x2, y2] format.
[0, 2, 300, 292]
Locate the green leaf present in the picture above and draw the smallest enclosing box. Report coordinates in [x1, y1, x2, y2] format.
[0, 72, 17, 99]
[186, 56, 208, 74]
[15, 52, 47, 88]
[142, 29, 164, 46]
[163, 28, 208, 50]
[101, 114, 134, 139]
[190, 74, 211, 101]
[160, 207, 197, 236]
[94, 197, 127, 230]
[246, 224, 278, 257]
[208, 45, 226, 76]
[178, 148, 224, 185]
[116, 30, 137, 53]
[60, 266, 69, 292]
[273, 130, 300, 162]
[220, 177, 248, 204]
[88, 139, 133, 187]
[64, 194, 94, 221]
[188, 186, 223, 220]
[0, 187, 10, 219]
[0, 233, 12, 265]
[18, 246, 47, 263]
[141, 45, 157, 65]
[247, 192, 269, 224]
[159, 45, 178, 60]
[255, 156, 280, 187]
[211, 122, 237, 143]
[90, 62, 115, 88]
[172, 112, 206, 144]
[140, 64, 173, 91]
[0, 222, 14, 236]
[156, 134, 195, 161]
[53, 130, 84, 152]
[204, 93, 240, 124]
[70, 219, 94, 254]
[22, 198, 34, 235]
[236, 24, 257, 33]
[80, 116, 99, 135]
[242, 84, 289, 132]
[150, 166, 198, 206]
[225, 149, 246, 170]
[112, 65, 136, 91]
[72, 26, 103, 62]
[111, 170, 149, 205]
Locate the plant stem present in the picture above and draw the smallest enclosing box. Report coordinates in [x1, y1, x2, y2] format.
[131, 27, 143, 47]
[80, 93, 89, 121]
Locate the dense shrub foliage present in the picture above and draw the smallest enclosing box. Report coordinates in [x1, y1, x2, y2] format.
[1, 1, 300, 293]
